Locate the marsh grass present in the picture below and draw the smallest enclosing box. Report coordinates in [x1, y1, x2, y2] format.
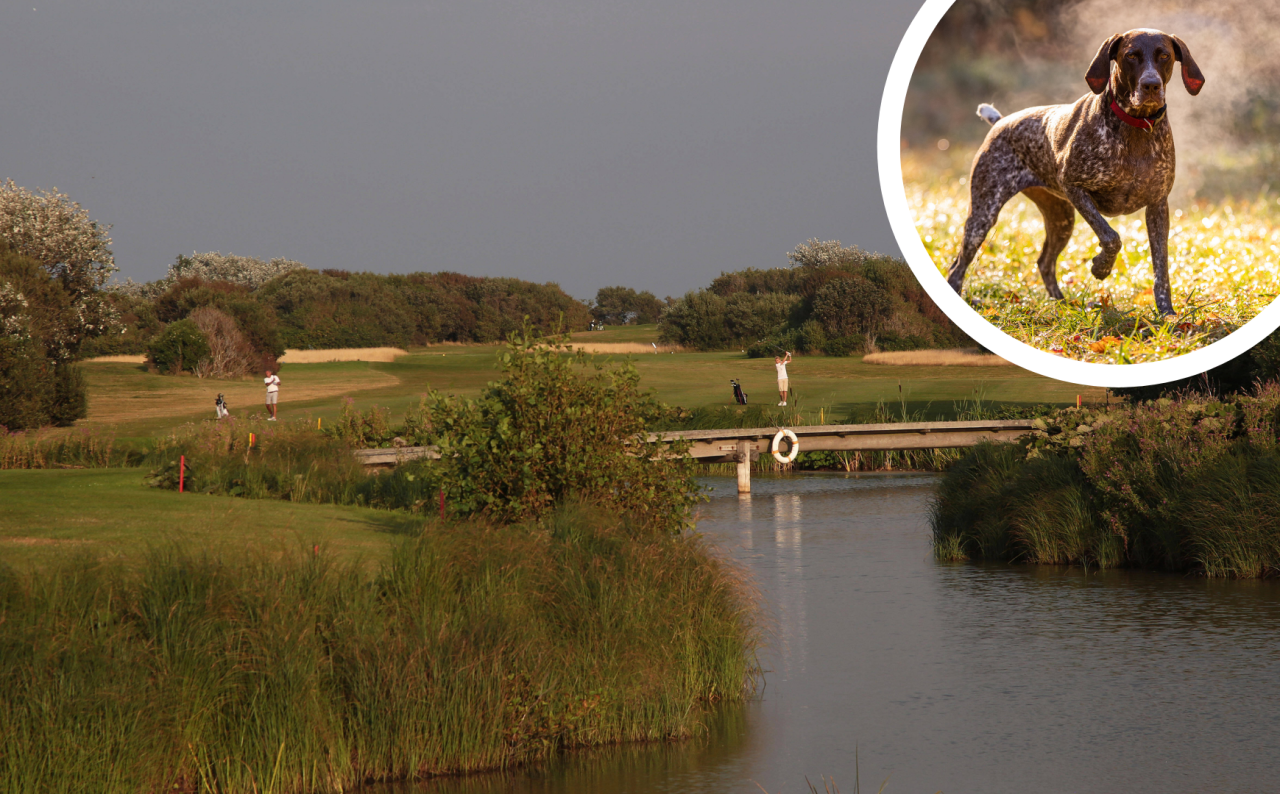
[145, 416, 441, 512]
[905, 151, 1280, 363]
[0, 503, 759, 794]
[0, 428, 146, 469]
[931, 386, 1280, 575]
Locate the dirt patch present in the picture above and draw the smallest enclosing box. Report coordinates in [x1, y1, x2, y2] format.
[567, 343, 683, 354]
[279, 347, 409, 363]
[863, 349, 1011, 366]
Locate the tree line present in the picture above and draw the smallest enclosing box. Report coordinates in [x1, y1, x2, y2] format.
[659, 239, 973, 355]
[6, 178, 1280, 433]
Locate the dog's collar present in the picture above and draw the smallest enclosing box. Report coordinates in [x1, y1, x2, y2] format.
[1106, 91, 1166, 132]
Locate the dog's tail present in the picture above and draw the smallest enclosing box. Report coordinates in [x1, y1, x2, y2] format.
[976, 103, 1002, 125]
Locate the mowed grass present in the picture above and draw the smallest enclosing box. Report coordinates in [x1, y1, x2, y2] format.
[75, 341, 1103, 439]
[906, 150, 1280, 363]
[0, 468, 420, 569]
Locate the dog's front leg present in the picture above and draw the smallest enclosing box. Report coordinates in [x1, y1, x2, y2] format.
[1063, 186, 1123, 280]
[1146, 199, 1174, 316]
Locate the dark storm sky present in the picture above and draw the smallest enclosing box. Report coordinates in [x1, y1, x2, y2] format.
[2, 1, 918, 299]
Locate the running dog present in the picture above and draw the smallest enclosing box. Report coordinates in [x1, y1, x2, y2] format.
[945, 29, 1204, 317]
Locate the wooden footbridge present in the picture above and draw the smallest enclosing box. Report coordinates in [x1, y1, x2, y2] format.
[353, 418, 1036, 494]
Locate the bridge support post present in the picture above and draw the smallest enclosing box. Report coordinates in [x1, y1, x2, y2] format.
[736, 439, 751, 494]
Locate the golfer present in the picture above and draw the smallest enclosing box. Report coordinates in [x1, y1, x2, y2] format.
[264, 369, 280, 420]
[775, 351, 791, 406]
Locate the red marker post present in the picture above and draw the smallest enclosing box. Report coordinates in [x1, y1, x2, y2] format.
[439, 488, 445, 521]
[179, 455, 185, 493]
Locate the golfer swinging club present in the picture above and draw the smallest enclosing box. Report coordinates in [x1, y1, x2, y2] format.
[264, 368, 280, 420]
[774, 350, 791, 406]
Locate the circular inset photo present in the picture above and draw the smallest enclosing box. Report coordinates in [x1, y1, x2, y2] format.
[879, 0, 1280, 387]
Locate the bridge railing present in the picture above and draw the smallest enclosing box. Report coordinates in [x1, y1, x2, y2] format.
[647, 419, 1037, 462]
[353, 420, 1037, 470]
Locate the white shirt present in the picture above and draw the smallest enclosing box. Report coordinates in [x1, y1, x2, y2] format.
[775, 361, 788, 379]
[265, 374, 280, 393]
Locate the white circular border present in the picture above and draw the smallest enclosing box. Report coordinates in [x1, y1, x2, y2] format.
[878, 0, 1280, 388]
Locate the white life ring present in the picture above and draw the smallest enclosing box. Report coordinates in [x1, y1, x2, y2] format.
[771, 428, 800, 463]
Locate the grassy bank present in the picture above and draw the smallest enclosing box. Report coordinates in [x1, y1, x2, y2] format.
[0, 468, 421, 570]
[0, 502, 758, 794]
[932, 385, 1280, 576]
[906, 150, 1280, 363]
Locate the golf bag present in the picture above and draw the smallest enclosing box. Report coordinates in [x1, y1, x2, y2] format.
[215, 393, 229, 419]
[730, 379, 748, 405]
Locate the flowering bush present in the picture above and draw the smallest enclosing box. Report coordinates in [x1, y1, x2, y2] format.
[0, 180, 115, 290]
[168, 252, 307, 289]
[0, 182, 117, 359]
[113, 252, 308, 299]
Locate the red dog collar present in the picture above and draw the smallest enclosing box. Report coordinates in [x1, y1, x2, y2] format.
[1106, 91, 1166, 132]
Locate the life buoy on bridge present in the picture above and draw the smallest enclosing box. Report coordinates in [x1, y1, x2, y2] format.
[771, 428, 799, 464]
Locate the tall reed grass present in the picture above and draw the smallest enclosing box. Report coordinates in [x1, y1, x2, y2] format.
[146, 416, 439, 511]
[0, 503, 759, 793]
[932, 384, 1280, 576]
[0, 428, 147, 470]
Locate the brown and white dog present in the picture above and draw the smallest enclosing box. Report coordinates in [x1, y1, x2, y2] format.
[945, 29, 1205, 317]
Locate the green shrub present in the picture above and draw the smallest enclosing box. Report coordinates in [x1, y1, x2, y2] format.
[876, 331, 931, 352]
[811, 275, 890, 337]
[331, 399, 394, 447]
[821, 335, 861, 357]
[48, 364, 88, 426]
[419, 328, 701, 531]
[0, 245, 92, 429]
[591, 286, 666, 325]
[146, 319, 209, 374]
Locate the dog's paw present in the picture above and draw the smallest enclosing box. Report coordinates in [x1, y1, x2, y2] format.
[1090, 253, 1115, 280]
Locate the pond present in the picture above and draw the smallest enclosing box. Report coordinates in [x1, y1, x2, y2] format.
[392, 473, 1280, 793]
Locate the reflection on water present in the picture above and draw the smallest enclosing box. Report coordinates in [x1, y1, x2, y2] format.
[376, 473, 1280, 794]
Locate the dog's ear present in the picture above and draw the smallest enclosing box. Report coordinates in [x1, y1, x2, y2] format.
[1169, 35, 1205, 95]
[1085, 34, 1122, 94]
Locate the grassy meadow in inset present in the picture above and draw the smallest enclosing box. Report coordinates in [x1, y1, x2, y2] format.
[906, 150, 1280, 364]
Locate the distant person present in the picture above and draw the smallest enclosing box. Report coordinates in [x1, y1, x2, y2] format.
[215, 393, 229, 420]
[774, 351, 792, 406]
[264, 369, 280, 420]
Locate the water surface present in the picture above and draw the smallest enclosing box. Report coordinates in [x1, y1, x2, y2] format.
[396, 473, 1280, 793]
